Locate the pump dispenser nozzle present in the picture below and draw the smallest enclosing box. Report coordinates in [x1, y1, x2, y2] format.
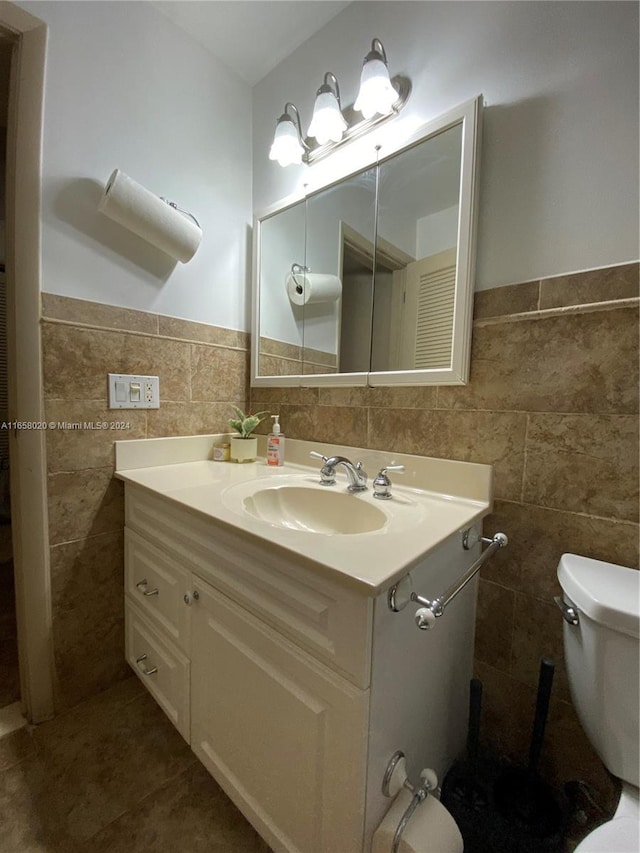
[270, 414, 281, 435]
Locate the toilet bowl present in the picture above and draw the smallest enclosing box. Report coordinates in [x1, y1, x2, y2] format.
[557, 554, 640, 853]
[574, 785, 639, 853]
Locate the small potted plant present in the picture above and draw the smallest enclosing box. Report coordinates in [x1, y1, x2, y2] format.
[228, 406, 269, 463]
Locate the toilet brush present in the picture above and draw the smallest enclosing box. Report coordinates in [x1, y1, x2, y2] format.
[493, 658, 562, 838]
[442, 678, 487, 809]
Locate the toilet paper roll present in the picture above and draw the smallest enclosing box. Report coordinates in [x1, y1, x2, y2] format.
[286, 271, 342, 306]
[372, 790, 463, 853]
[98, 169, 202, 263]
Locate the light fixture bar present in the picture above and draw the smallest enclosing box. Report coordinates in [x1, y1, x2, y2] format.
[303, 75, 411, 165]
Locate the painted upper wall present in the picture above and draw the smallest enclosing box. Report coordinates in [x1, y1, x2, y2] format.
[252, 1, 639, 290]
[21, 0, 253, 330]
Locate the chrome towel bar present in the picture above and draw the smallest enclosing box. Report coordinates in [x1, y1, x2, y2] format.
[388, 531, 508, 629]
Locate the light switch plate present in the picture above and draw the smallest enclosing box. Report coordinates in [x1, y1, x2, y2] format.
[108, 374, 160, 409]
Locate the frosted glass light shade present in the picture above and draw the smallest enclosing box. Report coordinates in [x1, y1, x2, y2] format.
[269, 118, 304, 167]
[354, 57, 398, 120]
[307, 90, 347, 145]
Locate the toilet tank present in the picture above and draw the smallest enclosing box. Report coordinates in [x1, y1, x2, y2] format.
[557, 554, 640, 787]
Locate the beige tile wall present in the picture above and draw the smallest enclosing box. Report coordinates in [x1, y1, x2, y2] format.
[41, 294, 249, 711]
[39, 262, 638, 818]
[258, 335, 338, 376]
[250, 261, 640, 812]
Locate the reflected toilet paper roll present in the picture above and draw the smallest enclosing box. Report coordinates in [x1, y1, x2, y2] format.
[98, 169, 202, 263]
[286, 271, 342, 306]
[372, 789, 463, 853]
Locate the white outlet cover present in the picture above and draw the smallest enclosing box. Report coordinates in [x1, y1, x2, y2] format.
[108, 374, 160, 409]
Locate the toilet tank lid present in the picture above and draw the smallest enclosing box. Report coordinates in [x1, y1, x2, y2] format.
[558, 554, 639, 638]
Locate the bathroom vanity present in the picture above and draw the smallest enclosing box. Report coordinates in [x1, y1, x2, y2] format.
[116, 435, 492, 853]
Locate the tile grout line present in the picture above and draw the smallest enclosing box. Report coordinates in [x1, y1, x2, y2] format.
[474, 296, 638, 328]
[76, 760, 200, 846]
[41, 316, 250, 353]
[49, 529, 123, 549]
[520, 413, 531, 504]
[492, 495, 639, 526]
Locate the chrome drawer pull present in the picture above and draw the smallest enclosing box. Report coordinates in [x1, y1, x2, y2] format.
[136, 579, 159, 597]
[135, 654, 158, 676]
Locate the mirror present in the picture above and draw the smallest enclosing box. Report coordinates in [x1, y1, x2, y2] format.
[304, 167, 377, 377]
[252, 96, 482, 387]
[256, 198, 305, 378]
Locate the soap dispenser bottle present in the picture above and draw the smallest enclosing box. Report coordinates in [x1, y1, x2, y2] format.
[267, 415, 285, 466]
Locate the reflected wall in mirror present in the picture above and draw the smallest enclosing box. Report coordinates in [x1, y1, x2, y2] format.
[257, 199, 305, 377]
[305, 168, 377, 375]
[373, 124, 462, 372]
[252, 95, 482, 388]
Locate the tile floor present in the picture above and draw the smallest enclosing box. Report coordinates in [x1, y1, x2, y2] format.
[0, 676, 271, 852]
[0, 672, 597, 853]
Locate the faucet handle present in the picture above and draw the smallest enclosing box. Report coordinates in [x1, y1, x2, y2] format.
[309, 450, 336, 486]
[373, 465, 405, 500]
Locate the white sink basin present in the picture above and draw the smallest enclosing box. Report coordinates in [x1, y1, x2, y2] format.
[219, 474, 430, 539]
[242, 485, 388, 534]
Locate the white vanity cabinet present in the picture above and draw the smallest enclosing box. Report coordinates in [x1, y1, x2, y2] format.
[124, 485, 374, 852]
[123, 480, 484, 853]
[190, 576, 369, 853]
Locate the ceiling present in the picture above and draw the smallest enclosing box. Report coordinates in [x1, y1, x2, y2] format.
[151, 1, 352, 86]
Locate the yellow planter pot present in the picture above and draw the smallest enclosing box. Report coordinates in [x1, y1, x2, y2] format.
[230, 436, 258, 463]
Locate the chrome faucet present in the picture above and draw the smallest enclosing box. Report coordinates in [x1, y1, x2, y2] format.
[309, 451, 368, 492]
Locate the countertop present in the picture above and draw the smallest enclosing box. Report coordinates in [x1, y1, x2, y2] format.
[115, 434, 493, 593]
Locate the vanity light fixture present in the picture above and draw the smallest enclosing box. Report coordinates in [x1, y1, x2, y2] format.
[269, 38, 410, 167]
[353, 39, 400, 120]
[268, 102, 308, 167]
[307, 72, 348, 146]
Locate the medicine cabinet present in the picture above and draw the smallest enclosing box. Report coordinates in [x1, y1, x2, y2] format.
[251, 96, 482, 388]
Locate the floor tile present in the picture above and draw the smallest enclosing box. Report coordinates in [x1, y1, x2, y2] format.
[33, 687, 195, 841]
[90, 762, 270, 853]
[0, 677, 270, 851]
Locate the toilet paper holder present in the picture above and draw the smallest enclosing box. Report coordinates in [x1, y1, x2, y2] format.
[160, 198, 201, 229]
[290, 263, 310, 296]
[387, 530, 508, 629]
[382, 750, 439, 853]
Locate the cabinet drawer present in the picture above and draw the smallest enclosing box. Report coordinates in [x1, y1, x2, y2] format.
[125, 528, 191, 652]
[125, 601, 190, 742]
[190, 576, 368, 853]
[126, 487, 372, 688]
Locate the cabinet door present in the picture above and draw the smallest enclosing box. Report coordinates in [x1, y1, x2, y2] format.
[190, 576, 369, 853]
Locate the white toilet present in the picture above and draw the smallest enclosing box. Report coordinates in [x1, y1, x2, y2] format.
[557, 553, 640, 853]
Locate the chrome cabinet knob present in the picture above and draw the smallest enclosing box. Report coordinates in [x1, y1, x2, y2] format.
[183, 590, 200, 605]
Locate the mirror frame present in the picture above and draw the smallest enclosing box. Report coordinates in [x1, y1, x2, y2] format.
[251, 95, 483, 388]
